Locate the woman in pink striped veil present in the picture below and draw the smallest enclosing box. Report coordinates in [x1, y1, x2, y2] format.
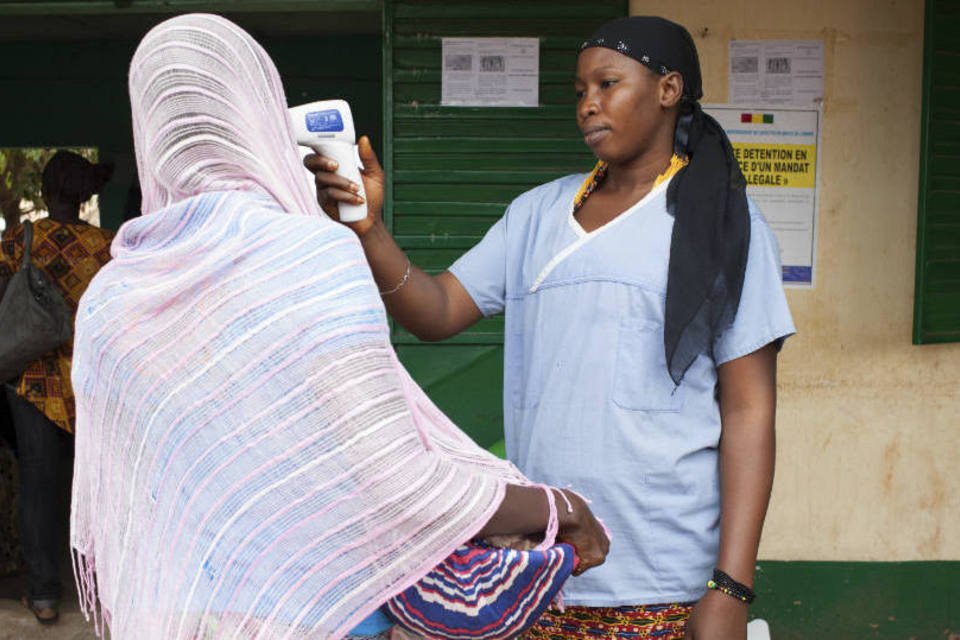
[69, 13, 608, 640]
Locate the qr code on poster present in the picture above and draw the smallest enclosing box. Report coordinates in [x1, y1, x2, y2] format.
[480, 55, 505, 72]
[766, 57, 791, 74]
[445, 54, 473, 71]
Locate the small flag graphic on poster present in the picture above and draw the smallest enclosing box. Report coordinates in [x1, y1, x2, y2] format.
[740, 113, 774, 124]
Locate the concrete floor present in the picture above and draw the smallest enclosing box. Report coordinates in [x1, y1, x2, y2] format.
[0, 573, 98, 640]
[0, 598, 98, 640]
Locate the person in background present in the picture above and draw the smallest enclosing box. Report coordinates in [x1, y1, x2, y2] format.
[0, 150, 113, 625]
[308, 16, 795, 640]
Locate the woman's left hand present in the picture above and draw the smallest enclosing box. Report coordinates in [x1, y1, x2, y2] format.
[683, 589, 748, 640]
[555, 489, 610, 576]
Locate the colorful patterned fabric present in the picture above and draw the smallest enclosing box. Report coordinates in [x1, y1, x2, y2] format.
[386, 542, 576, 639]
[523, 602, 694, 639]
[0, 218, 113, 433]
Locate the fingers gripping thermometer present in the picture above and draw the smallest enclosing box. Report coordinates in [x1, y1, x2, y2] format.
[289, 100, 367, 223]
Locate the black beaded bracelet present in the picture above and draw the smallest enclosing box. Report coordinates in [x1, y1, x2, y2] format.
[706, 568, 756, 604]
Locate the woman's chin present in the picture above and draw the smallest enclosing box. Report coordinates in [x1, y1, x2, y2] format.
[583, 141, 611, 161]
[591, 149, 621, 165]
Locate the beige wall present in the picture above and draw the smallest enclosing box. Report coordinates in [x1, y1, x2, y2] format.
[629, 0, 959, 561]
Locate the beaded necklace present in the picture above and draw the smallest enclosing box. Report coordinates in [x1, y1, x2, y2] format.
[572, 154, 689, 213]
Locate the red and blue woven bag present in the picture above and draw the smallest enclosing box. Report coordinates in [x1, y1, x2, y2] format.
[385, 541, 577, 639]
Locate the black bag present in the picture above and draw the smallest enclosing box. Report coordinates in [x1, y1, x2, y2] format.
[0, 221, 73, 382]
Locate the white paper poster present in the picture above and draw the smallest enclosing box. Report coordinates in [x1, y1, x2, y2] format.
[705, 105, 822, 287]
[729, 40, 824, 107]
[441, 37, 539, 107]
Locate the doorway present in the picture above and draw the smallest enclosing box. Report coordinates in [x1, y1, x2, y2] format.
[0, 4, 383, 230]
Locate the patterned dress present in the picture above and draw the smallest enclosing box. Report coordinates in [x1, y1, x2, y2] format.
[0, 218, 114, 433]
[524, 603, 694, 639]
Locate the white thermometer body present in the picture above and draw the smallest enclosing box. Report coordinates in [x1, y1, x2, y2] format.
[289, 100, 367, 223]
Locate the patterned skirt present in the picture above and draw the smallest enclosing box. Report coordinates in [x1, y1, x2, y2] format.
[523, 602, 695, 639]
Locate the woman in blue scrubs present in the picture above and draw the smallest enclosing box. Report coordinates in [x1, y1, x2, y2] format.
[309, 16, 794, 640]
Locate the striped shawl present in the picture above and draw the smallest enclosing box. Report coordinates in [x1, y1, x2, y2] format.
[70, 14, 543, 640]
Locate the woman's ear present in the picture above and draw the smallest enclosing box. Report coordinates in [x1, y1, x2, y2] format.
[659, 71, 684, 109]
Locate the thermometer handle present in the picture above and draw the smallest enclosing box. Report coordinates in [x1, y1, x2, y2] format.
[314, 140, 367, 223]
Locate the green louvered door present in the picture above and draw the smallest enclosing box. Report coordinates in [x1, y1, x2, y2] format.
[915, 0, 960, 343]
[383, 0, 627, 453]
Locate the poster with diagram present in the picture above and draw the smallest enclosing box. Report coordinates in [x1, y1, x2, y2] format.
[729, 40, 824, 107]
[441, 37, 539, 107]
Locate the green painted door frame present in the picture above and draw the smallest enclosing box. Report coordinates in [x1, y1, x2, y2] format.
[913, 0, 960, 344]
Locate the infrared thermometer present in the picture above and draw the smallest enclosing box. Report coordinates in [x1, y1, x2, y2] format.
[289, 99, 367, 223]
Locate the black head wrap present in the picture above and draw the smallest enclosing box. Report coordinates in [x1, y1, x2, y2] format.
[580, 16, 751, 385]
[42, 150, 113, 207]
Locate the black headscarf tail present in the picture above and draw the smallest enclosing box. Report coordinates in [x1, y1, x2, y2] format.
[581, 16, 751, 385]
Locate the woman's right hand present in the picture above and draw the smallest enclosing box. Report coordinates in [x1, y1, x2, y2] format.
[303, 135, 384, 237]
[556, 489, 610, 576]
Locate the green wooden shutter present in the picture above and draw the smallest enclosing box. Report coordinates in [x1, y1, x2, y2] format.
[383, 0, 626, 451]
[915, 0, 960, 343]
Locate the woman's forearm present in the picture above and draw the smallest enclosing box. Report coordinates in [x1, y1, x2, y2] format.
[716, 343, 778, 586]
[716, 409, 775, 585]
[359, 222, 481, 341]
[476, 484, 566, 538]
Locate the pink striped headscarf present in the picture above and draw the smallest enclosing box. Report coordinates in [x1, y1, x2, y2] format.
[70, 14, 550, 640]
[129, 13, 319, 217]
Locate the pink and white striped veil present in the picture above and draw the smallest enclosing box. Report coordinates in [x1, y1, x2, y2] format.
[70, 13, 542, 640]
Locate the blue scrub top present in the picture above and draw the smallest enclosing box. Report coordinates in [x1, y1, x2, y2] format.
[450, 174, 795, 606]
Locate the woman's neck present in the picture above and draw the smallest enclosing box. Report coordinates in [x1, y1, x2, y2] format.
[603, 147, 676, 197]
[47, 203, 81, 224]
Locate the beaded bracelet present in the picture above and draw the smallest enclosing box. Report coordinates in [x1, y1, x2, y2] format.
[706, 568, 756, 604]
